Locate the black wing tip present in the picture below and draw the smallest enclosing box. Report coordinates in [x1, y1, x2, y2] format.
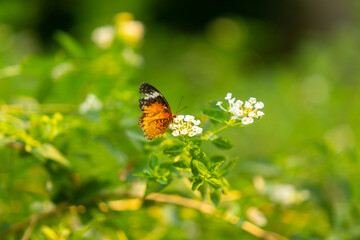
[139, 82, 151, 93]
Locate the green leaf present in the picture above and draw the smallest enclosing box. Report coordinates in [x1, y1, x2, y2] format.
[133, 170, 151, 178]
[149, 155, 159, 173]
[54, 31, 84, 58]
[203, 108, 226, 122]
[189, 138, 202, 147]
[145, 179, 170, 195]
[211, 137, 233, 150]
[210, 155, 226, 163]
[209, 161, 224, 173]
[173, 159, 190, 169]
[210, 189, 222, 206]
[206, 178, 222, 189]
[163, 144, 185, 156]
[189, 147, 206, 161]
[155, 175, 168, 185]
[191, 160, 207, 176]
[219, 158, 238, 176]
[191, 177, 204, 191]
[34, 144, 69, 167]
[221, 177, 230, 187]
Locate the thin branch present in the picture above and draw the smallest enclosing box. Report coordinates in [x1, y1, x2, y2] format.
[2, 192, 287, 240]
[20, 216, 38, 240]
[0, 202, 68, 240]
[143, 193, 288, 240]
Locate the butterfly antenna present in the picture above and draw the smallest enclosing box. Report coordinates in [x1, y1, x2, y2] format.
[175, 96, 184, 113]
[176, 106, 188, 114]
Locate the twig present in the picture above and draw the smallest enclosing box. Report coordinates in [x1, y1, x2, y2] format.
[144, 193, 287, 240]
[20, 215, 38, 240]
[2, 192, 287, 240]
[0, 202, 68, 240]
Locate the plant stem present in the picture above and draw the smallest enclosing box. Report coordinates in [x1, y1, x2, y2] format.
[203, 121, 242, 141]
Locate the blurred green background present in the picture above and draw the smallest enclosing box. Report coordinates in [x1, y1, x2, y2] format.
[1, 0, 360, 239]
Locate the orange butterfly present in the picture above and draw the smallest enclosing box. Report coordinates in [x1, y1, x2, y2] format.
[138, 83, 176, 140]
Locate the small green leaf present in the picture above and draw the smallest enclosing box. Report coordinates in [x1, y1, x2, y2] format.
[211, 137, 233, 150]
[145, 179, 169, 195]
[189, 147, 206, 161]
[163, 144, 185, 156]
[54, 31, 84, 58]
[219, 158, 238, 176]
[34, 144, 69, 167]
[221, 177, 230, 187]
[203, 108, 226, 122]
[209, 161, 224, 173]
[191, 177, 204, 191]
[191, 160, 207, 176]
[156, 175, 168, 185]
[189, 138, 202, 147]
[210, 189, 222, 206]
[206, 178, 222, 189]
[149, 155, 159, 173]
[133, 170, 151, 178]
[210, 155, 226, 163]
[173, 159, 190, 169]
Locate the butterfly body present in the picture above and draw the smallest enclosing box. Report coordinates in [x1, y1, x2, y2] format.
[138, 83, 175, 140]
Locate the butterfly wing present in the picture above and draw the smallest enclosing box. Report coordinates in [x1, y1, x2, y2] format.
[139, 83, 173, 140]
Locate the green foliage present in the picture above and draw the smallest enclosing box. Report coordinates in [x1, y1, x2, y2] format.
[211, 137, 233, 150]
[203, 108, 226, 122]
[1, 5, 360, 239]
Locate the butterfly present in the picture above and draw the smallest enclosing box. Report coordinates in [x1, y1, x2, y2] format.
[138, 82, 176, 140]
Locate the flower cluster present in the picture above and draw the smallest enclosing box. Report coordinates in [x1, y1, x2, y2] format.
[216, 93, 264, 125]
[91, 12, 145, 49]
[169, 115, 203, 137]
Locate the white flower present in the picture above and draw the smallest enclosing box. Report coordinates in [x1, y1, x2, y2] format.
[257, 111, 264, 116]
[225, 93, 232, 100]
[184, 115, 195, 122]
[269, 184, 310, 206]
[241, 117, 252, 125]
[255, 101, 264, 109]
[180, 129, 188, 135]
[79, 94, 103, 114]
[244, 101, 253, 109]
[192, 119, 201, 125]
[248, 111, 257, 118]
[171, 115, 202, 137]
[192, 126, 199, 131]
[174, 115, 184, 123]
[195, 127, 203, 134]
[91, 25, 115, 49]
[216, 93, 264, 125]
[188, 131, 196, 137]
[236, 110, 244, 116]
[235, 100, 243, 106]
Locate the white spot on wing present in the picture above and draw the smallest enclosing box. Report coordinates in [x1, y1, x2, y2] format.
[144, 91, 162, 99]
